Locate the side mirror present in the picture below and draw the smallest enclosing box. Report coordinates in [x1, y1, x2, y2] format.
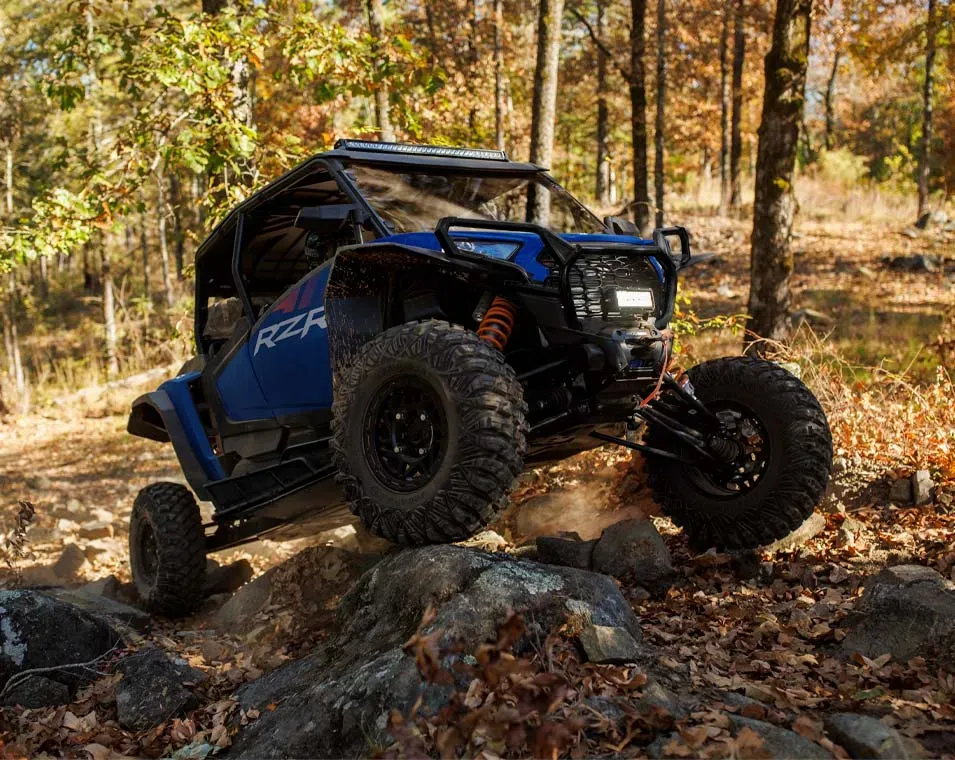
[295, 204, 369, 233]
[604, 215, 640, 236]
[653, 226, 692, 269]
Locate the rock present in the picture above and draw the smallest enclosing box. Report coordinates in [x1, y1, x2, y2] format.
[1, 674, 71, 708]
[46, 586, 152, 633]
[638, 677, 690, 719]
[730, 551, 762, 580]
[591, 519, 675, 594]
[729, 715, 833, 759]
[776, 361, 803, 378]
[839, 517, 865, 544]
[901, 228, 920, 239]
[886, 253, 941, 273]
[0, 590, 123, 696]
[314, 524, 361, 552]
[915, 210, 950, 230]
[19, 565, 60, 586]
[52, 543, 87, 580]
[54, 517, 79, 535]
[114, 648, 200, 731]
[766, 511, 826, 553]
[25, 474, 52, 490]
[76, 575, 122, 601]
[579, 624, 643, 664]
[535, 535, 597, 570]
[889, 478, 912, 504]
[459, 530, 508, 553]
[83, 537, 124, 562]
[824, 712, 921, 758]
[89, 508, 115, 524]
[213, 545, 378, 637]
[230, 545, 642, 759]
[913, 470, 934, 505]
[842, 565, 955, 668]
[203, 558, 254, 596]
[78, 521, 113, 540]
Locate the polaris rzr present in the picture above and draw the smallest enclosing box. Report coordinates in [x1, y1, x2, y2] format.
[127, 140, 832, 615]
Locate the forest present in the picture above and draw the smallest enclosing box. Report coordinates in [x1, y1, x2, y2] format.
[0, 0, 954, 758]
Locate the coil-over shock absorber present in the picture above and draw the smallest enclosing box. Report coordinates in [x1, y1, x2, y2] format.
[477, 296, 517, 351]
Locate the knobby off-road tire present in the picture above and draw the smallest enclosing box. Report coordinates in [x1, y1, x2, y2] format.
[129, 482, 206, 617]
[332, 320, 527, 546]
[644, 357, 832, 553]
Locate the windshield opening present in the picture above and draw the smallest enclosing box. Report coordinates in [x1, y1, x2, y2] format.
[343, 164, 605, 235]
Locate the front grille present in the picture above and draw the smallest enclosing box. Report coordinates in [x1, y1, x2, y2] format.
[546, 252, 663, 324]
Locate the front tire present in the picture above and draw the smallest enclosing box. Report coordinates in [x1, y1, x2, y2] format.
[129, 483, 206, 616]
[332, 320, 526, 546]
[644, 357, 832, 552]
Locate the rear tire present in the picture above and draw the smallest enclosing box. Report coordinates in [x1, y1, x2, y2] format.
[332, 320, 526, 546]
[644, 357, 832, 553]
[129, 482, 206, 617]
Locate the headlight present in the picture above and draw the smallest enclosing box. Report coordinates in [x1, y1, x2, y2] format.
[455, 239, 520, 260]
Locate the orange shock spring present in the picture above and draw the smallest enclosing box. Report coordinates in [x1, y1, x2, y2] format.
[477, 296, 517, 351]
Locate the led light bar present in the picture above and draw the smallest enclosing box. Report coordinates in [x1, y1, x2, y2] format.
[334, 139, 509, 162]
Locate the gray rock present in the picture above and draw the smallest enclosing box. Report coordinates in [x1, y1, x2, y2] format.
[913, 470, 934, 505]
[840, 517, 865, 543]
[915, 210, 950, 230]
[1, 674, 70, 708]
[579, 624, 643, 664]
[842, 565, 955, 668]
[729, 715, 833, 758]
[0, 590, 122, 695]
[638, 677, 690, 718]
[824, 712, 920, 758]
[889, 478, 912, 504]
[766, 511, 826, 552]
[76, 575, 122, 600]
[114, 648, 200, 731]
[45, 587, 152, 633]
[230, 545, 642, 759]
[203, 558, 254, 596]
[591, 519, 675, 594]
[52, 543, 87, 580]
[536, 535, 597, 570]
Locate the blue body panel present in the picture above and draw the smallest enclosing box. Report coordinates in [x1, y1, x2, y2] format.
[378, 231, 665, 283]
[216, 261, 334, 422]
[159, 373, 226, 480]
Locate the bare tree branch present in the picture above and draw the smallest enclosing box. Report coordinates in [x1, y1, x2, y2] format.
[570, 7, 632, 83]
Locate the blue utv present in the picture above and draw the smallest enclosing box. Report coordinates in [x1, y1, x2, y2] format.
[127, 140, 832, 615]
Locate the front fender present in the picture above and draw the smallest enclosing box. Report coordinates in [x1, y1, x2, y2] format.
[127, 374, 225, 500]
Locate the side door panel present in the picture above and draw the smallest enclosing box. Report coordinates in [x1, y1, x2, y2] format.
[247, 262, 334, 418]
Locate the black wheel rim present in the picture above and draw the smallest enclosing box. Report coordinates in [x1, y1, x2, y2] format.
[136, 521, 159, 584]
[688, 402, 770, 496]
[362, 376, 448, 493]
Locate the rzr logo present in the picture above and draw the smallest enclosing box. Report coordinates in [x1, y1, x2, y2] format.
[253, 307, 326, 356]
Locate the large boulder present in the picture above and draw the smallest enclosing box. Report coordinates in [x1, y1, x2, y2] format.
[824, 713, 921, 759]
[591, 519, 675, 594]
[728, 716, 833, 759]
[842, 565, 955, 668]
[230, 545, 644, 759]
[0, 590, 123, 701]
[114, 648, 201, 731]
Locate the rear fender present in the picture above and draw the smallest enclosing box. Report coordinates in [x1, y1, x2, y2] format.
[325, 242, 526, 371]
[127, 373, 225, 500]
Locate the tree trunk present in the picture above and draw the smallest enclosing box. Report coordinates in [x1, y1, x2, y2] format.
[653, 0, 666, 228]
[366, 0, 396, 142]
[746, 0, 812, 348]
[139, 191, 150, 300]
[169, 173, 185, 280]
[630, 0, 651, 234]
[718, 0, 731, 215]
[824, 50, 840, 152]
[3, 145, 12, 222]
[468, 0, 479, 138]
[729, 0, 745, 208]
[595, 0, 611, 206]
[527, 0, 565, 225]
[102, 254, 119, 378]
[917, 0, 936, 219]
[156, 169, 175, 308]
[6, 273, 25, 406]
[494, 0, 507, 152]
